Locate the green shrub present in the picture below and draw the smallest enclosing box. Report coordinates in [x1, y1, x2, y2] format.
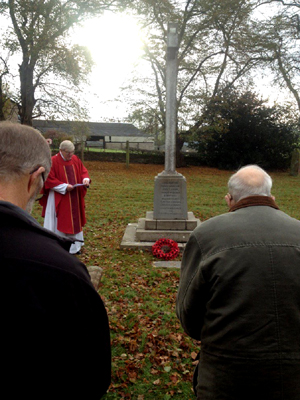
[190, 90, 300, 170]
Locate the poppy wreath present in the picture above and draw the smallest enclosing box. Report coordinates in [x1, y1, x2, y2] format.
[152, 238, 180, 261]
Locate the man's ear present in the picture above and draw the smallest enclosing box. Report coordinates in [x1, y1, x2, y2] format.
[28, 166, 45, 193]
[225, 193, 232, 207]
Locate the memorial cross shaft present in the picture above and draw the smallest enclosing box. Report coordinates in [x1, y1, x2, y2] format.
[165, 22, 179, 174]
[153, 23, 188, 220]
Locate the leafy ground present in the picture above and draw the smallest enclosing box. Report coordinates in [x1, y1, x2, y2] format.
[33, 162, 300, 400]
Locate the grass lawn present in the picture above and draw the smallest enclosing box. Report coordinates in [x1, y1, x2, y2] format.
[33, 162, 300, 400]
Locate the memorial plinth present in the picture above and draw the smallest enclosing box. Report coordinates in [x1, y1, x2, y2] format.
[135, 211, 199, 243]
[120, 172, 200, 249]
[153, 171, 187, 220]
[134, 170, 199, 244]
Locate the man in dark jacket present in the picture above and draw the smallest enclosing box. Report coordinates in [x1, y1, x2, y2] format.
[0, 122, 111, 399]
[176, 165, 300, 400]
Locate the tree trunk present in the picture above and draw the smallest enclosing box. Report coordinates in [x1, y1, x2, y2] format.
[19, 62, 35, 126]
[176, 133, 186, 168]
[0, 78, 6, 121]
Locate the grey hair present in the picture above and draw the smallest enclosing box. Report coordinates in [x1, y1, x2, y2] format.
[59, 140, 75, 152]
[0, 122, 51, 180]
[228, 165, 272, 202]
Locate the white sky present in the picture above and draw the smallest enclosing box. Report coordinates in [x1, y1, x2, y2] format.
[73, 8, 294, 123]
[1, 8, 296, 123]
[71, 12, 145, 122]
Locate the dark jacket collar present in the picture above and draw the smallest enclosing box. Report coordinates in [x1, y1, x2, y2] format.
[0, 200, 40, 226]
[0, 201, 73, 251]
[230, 195, 279, 212]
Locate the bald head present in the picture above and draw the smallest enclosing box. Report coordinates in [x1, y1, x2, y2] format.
[0, 121, 51, 180]
[0, 122, 52, 212]
[228, 165, 272, 202]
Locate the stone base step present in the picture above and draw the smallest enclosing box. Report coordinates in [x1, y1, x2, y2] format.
[120, 211, 201, 248]
[144, 211, 199, 231]
[136, 218, 193, 243]
[120, 223, 187, 250]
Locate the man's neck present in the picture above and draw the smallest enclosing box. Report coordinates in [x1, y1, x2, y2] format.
[0, 178, 28, 210]
[0, 190, 26, 210]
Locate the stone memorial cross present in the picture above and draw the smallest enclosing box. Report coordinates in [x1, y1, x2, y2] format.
[153, 23, 188, 220]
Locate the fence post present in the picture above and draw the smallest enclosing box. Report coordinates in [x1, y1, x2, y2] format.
[126, 140, 130, 167]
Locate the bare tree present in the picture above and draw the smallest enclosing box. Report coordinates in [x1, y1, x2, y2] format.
[125, 0, 260, 137]
[0, 55, 9, 120]
[253, 0, 300, 112]
[1, 0, 117, 125]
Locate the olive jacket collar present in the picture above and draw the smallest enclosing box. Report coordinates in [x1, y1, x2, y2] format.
[229, 195, 279, 212]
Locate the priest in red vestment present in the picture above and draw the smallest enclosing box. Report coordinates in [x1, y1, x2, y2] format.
[40, 140, 90, 254]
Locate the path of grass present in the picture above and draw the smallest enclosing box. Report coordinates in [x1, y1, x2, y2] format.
[33, 162, 300, 400]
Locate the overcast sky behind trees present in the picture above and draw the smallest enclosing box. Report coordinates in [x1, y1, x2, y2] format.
[73, 7, 294, 123]
[0, 1, 298, 123]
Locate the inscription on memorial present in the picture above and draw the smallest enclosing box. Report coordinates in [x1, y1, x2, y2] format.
[160, 181, 182, 213]
[153, 174, 188, 220]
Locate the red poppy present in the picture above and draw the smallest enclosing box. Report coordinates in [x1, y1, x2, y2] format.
[152, 238, 180, 261]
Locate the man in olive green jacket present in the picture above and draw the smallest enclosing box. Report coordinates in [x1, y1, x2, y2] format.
[176, 165, 300, 400]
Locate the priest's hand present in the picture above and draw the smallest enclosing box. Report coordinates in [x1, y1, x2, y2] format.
[66, 184, 74, 192]
[83, 178, 90, 187]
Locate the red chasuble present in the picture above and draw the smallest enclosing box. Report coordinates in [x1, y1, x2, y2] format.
[41, 153, 90, 235]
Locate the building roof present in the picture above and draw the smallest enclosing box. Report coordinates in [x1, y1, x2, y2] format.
[32, 120, 147, 137]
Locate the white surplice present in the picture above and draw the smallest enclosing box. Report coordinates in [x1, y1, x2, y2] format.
[43, 184, 84, 254]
